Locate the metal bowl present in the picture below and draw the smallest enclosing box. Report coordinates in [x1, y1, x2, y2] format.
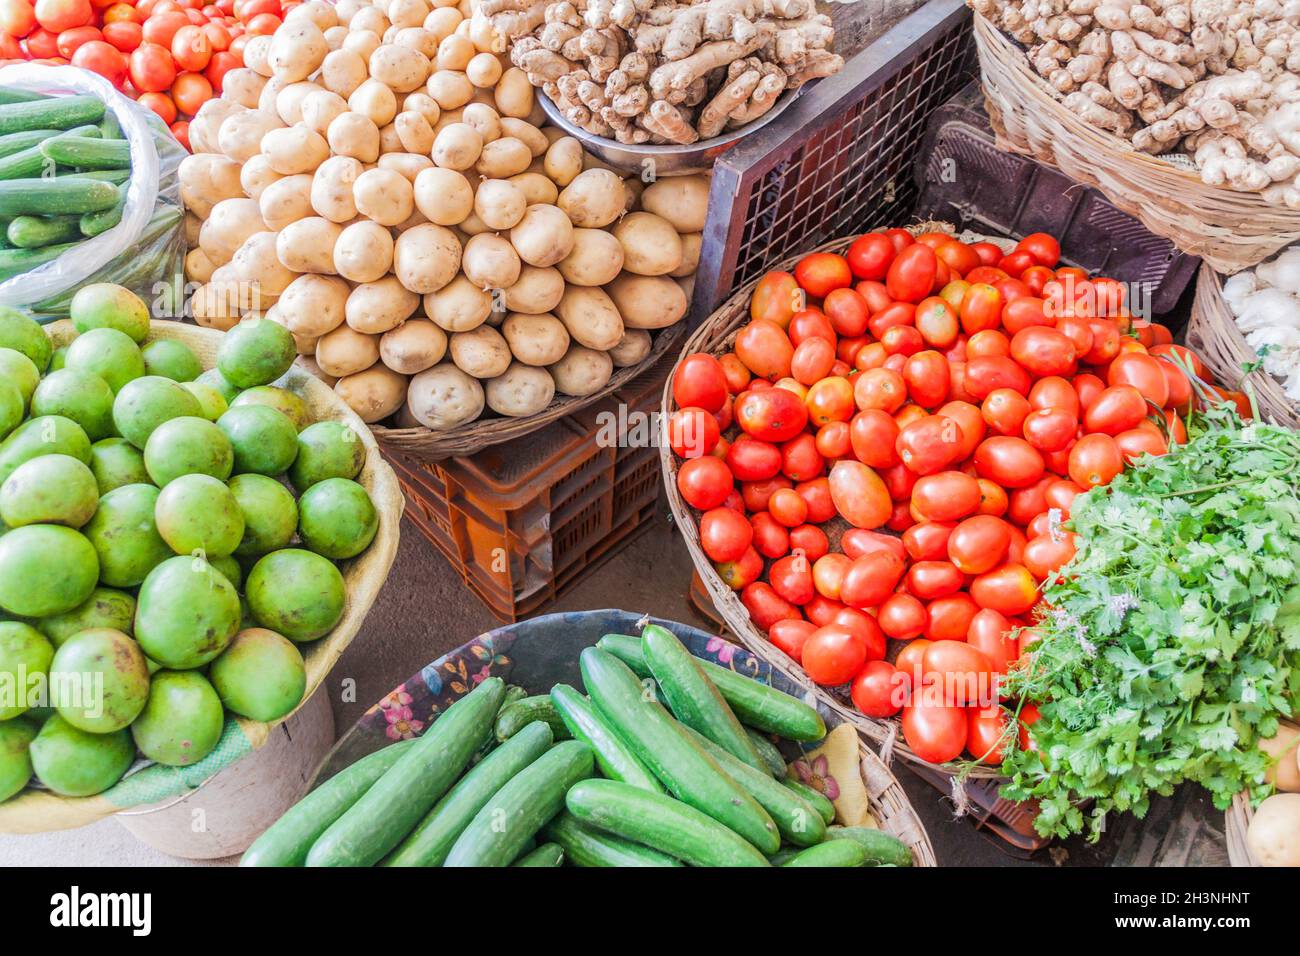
[538, 86, 802, 176]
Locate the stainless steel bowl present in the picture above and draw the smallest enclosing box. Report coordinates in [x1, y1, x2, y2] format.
[537, 86, 802, 176]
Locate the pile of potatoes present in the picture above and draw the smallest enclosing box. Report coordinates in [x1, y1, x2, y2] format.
[178, 0, 706, 430]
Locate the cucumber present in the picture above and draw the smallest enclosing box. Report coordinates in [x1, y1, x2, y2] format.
[767, 847, 799, 865]
[39, 135, 131, 171]
[826, 826, 914, 867]
[60, 168, 130, 184]
[0, 130, 59, 159]
[0, 125, 103, 181]
[99, 110, 122, 140]
[494, 695, 570, 742]
[580, 647, 779, 853]
[382, 720, 553, 867]
[8, 215, 82, 249]
[0, 95, 103, 135]
[780, 839, 868, 867]
[596, 633, 826, 741]
[550, 683, 662, 793]
[542, 810, 682, 867]
[444, 739, 594, 867]
[0, 87, 48, 105]
[783, 778, 835, 825]
[0, 178, 120, 216]
[566, 779, 770, 867]
[746, 728, 787, 777]
[642, 623, 767, 772]
[512, 842, 565, 867]
[80, 191, 125, 237]
[239, 739, 416, 867]
[0, 241, 79, 280]
[307, 677, 505, 867]
[502, 684, 528, 707]
[680, 724, 826, 847]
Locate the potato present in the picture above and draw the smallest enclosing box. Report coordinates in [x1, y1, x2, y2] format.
[475, 136, 531, 178]
[337, 364, 409, 423]
[316, 325, 381, 378]
[510, 204, 574, 268]
[377, 120, 403, 153]
[406, 363, 483, 430]
[183, 212, 201, 248]
[259, 75, 290, 117]
[549, 345, 613, 397]
[608, 273, 687, 329]
[191, 279, 244, 332]
[457, 209, 491, 236]
[311, 155, 363, 222]
[185, 247, 216, 284]
[555, 285, 623, 351]
[672, 232, 702, 278]
[432, 106, 465, 133]
[502, 265, 564, 314]
[320, 49, 368, 98]
[450, 324, 510, 378]
[473, 178, 526, 231]
[369, 43, 430, 92]
[351, 5, 390, 34]
[300, 89, 349, 136]
[189, 99, 244, 153]
[461, 101, 501, 142]
[344, 80, 395, 129]
[259, 124, 329, 176]
[432, 122, 482, 170]
[349, 167, 413, 227]
[502, 312, 568, 367]
[267, 19, 328, 81]
[462, 233, 520, 290]
[343, 276, 420, 335]
[275, 81, 322, 125]
[343, 29, 383, 61]
[500, 118, 547, 157]
[276, 216, 344, 274]
[543, 136, 582, 187]
[380, 152, 434, 182]
[380, 319, 447, 373]
[494, 66, 533, 118]
[641, 174, 710, 233]
[675, 274, 695, 303]
[336, 0, 365, 22]
[557, 168, 625, 228]
[613, 212, 682, 276]
[1261, 723, 1300, 793]
[332, 221, 394, 283]
[558, 228, 623, 286]
[427, 69, 474, 110]
[276, 273, 350, 337]
[391, 109, 434, 154]
[287, 0, 339, 30]
[223, 68, 268, 109]
[459, 50, 498, 88]
[243, 34, 274, 76]
[402, 90, 441, 125]
[328, 111, 381, 162]
[389, 0, 431, 27]
[413, 166, 474, 225]
[424, 6, 462, 41]
[393, 223, 462, 293]
[254, 180, 305, 236]
[436, 32, 474, 70]
[1247, 792, 1300, 866]
[426, 275, 491, 331]
[218, 109, 282, 163]
[507, 171, 557, 206]
[395, 25, 438, 58]
[179, 153, 242, 219]
[324, 24, 348, 49]
[485, 362, 554, 417]
[608, 328, 651, 367]
[200, 198, 266, 267]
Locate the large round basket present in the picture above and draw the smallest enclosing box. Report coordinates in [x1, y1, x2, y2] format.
[0, 320, 403, 836]
[1184, 262, 1300, 429]
[371, 323, 686, 463]
[317, 609, 938, 866]
[973, 12, 1300, 274]
[660, 230, 1004, 779]
[1224, 792, 1258, 867]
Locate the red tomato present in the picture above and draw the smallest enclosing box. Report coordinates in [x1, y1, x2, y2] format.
[0, 0, 37, 35]
[769, 618, 815, 663]
[823, 287, 868, 337]
[1083, 384, 1147, 435]
[846, 232, 895, 281]
[789, 477, 832, 524]
[742, 582, 801, 631]
[902, 350, 950, 408]
[789, 524, 828, 563]
[964, 355, 1031, 400]
[902, 520, 954, 561]
[676, 455, 733, 510]
[200, 18, 230, 50]
[767, 487, 808, 528]
[1022, 407, 1077, 452]
[1068, 433, 1123, 488]
[101, 18, 142, 50]
[966, 707, 1010, 765]
[71, 39, 127, 84]
[905, 560, 963, 600]
[734, 318, 794, 381]
[794, 253, 852, 299]
[827, 459, 891, 529]
[886, 242, 938, 304]
[911, 470, 980, 522]
[34, 0, 90, 30]
[805, 595, 844, 627]
[840, 528, 906, 562]
[789, 336, 834, 386]
[969, 563, 1039, 616]
[1015, 232, 1061, 268]
[896, 414, 964, 476]
[946, 514, 1012, 575]
[666, 407, 720, 459]
[780, 433, 823, 482]
[852, 367, 907, 414]
[833, 607, 886, 661]
[129, 40, 176, 91]
[878, 592, 926, 640]
[672, 354, 727, 413]
[1023, 532, 1077, 581]
[244, 11, 279, 33]
[1108, 352, 1169, 407]
[925, 593, 978, 642]
[101, 0, 138, 21]
[168, 119, 190, 150]
[998, 251, 1037, 279]
[724, 435, 779, 481]
[847, 408, 900, 470]
[741, 475, 790, 513]
[751, 271, 801, 327]
[981, 387, 1031, 437]
[867, 301, 915, 341]
[811, 552, 850, 600]
[914, 296, 959, 349]
[1027, 375, 1079, 417]
[935, 239, 981, 278]
[973, 436, 1044, 489]
[769, 553, 815, 606]
[787, 307, 835, 347]
[55, 23, 100, 57]
[1115, 426, 1167, 462]
[1010, 326, 1076, 377]
[802, 625, 867, 685]
[169, 69, 211, 114]
[734, 386, 807, 443]
[839, 549, 905, 609]
[967, 608, 1018, 675]
[749, 511, 789, 559]
[902, 700, 968, 763]
[170, 21, 210, 69]
[137, 90, 176, 123]
[852, 660, 906, 717]
[141, 8, 187, 45]
[1018, 702, 1043, 750]
[804, 376, 854, 426]
[958, 283, 1004, 334]
[698, 507, 752, 563]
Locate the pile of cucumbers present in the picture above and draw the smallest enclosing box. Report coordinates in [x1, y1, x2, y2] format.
[0, 87, 133, 280]
[242, 624, 914, 868]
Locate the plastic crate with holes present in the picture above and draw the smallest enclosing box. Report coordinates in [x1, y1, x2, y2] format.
[387, 355, 671, 623]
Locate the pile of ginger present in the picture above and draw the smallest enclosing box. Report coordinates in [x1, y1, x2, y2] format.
[971, 0, 1300, 208]
[481, 0, 843, 144]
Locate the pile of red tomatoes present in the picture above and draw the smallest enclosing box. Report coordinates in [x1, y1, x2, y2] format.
[0, 0, 279, 149]
[668, 227, 1226, 765]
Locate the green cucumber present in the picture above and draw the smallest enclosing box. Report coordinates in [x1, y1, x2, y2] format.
[780, 839, 868, 867]
[99, 110, 122, 140]
[307, 677, 505, 867]
[239, 740, 416, 867]
[566, 779, 770, 867]
[383, 720, 553, 867]
[0, 95, 104, 135]
[494, 695, 570, 742]
[783, 777, 835, 825]
[60, 168, 130, 184]
[542, 810, 682, 867]
[0, 125, 100, 180]
[0, 130, 59, 159]
[444, 739, 594, 867]
[826, 826, 914, 867]
[80, 191, 125, 237]
[0, 178, 120, 216]
[767, 847, 799, 865]
[680, 724, 826, 847]
[642, 623, 767, 772]
[746, 728, 787, 777]
[8, 215, 82, 248]
[580, 647, 779, 853]
[502, 684, 528, 707]
[596, 633, 826, 741]
[550, 683, 662, 793]
[0, 87, 48, 105]
[0, 241, 79, 280]
[512, 842, 564, 867]
[38, 135, 130, 170]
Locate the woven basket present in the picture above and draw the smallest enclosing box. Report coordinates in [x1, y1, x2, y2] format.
[1225, 792, 1259, 867]
[973, 12, 1300, 275]
[1185, 262, 1300, 429]
[371, 323, 686, 463]
[0, 320, 403, 834]
[660, 228, 1004, 779]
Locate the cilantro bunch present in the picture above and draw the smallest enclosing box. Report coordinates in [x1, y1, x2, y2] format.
[1000, 403, 1300, 840]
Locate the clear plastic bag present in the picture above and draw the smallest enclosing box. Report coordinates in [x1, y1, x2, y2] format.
[0, 64, 187, 320]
